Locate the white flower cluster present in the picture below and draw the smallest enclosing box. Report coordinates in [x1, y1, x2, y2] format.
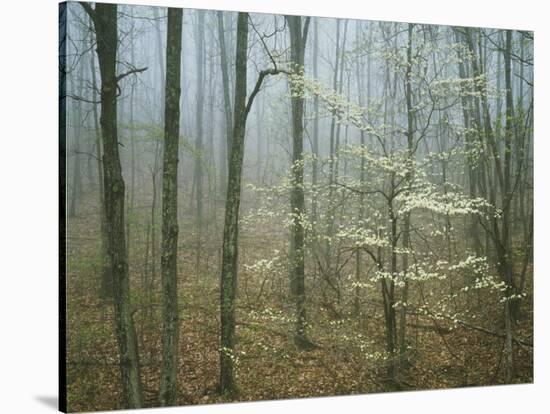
[335, 225, 388, 248]
[398, 182, 491, 217]
[244, 256, 280, 274]
[430, 74, 487, 99]
[340, 145, 414, 178]
[288, 73, 378, 134]
[220, 346, 243, 365]
[499, 292, 528, 303]
[448, 255, 488, 274]
[247, 307, 293, 325]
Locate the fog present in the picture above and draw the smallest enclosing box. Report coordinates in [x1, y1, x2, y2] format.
[61, 2, 533, 411]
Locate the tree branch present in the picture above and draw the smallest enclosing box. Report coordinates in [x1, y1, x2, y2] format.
[71, 150, 102, 162]
[245, 68, 289, 116]
[116, 66, 148, 83]
[66, 93, 101, 105]
[79, 2, 95, 23]
[302, 17, 311, 47]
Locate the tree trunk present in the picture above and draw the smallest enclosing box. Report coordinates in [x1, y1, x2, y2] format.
[219, 12, 283, 395]
[287, 15, 311, 349]
[159, 7, 183, 406]
[398, 23, 414, 370]
[219, 12, 249, 396]
[385, 193, 398, 381]
[82, 2, 143, 407]
[503, 29, 515, 382]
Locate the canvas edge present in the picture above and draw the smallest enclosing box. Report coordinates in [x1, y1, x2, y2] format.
[59, 2, 68, 413]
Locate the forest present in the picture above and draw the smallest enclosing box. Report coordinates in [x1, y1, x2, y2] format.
[60, 1, 533, 411]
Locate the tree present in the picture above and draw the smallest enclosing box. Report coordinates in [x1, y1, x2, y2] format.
[219, 12, 248, 396]
[159, 7, 183, 406]
[219, 12, 286, 396]
[80, 2, 144, 407]
[502, 28, 515, 383]
[286, 14, 312, 349]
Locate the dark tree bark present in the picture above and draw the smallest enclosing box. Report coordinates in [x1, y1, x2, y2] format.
[503, 29, 515, 383]
[159, 7, 183, 406]
[286, 14, 312, 349]
[81, 2, 143, 408]
[219, 12, 249, 397]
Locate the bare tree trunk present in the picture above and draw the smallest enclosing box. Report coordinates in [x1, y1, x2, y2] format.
[159, 7, 183, 406]
[219, 12, 249, 396]
[286, 14, 312, 349]
[398, 23, 414, 371]
[384, 188, 398, 382]
[219, 12, 284, 395]
[503, 29, 515, 382]
[81, 2, 143, 407]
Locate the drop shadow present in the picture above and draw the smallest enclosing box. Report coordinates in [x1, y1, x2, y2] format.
[34, 395, 58, 411]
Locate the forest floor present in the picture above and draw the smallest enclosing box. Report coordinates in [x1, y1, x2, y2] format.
[65, 195, 533, 412]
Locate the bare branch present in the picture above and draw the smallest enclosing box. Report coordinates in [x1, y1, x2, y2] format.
[79, 2, 95, 22]
[245, 68, 289, 116]
[116, 66, 148, 83]
[66, 93, 101, 105]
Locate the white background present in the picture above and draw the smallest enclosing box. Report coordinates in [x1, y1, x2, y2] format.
[0, 0, 547, 413]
